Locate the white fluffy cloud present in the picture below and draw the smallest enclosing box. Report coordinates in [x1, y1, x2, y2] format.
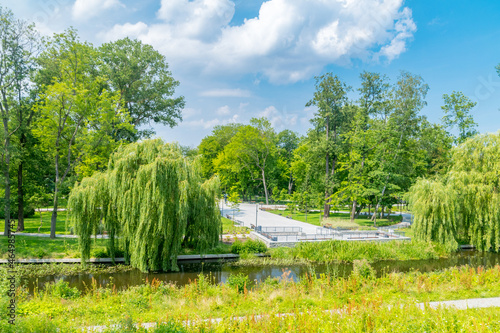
[73, 0, 123, 21]
[259, 106, 298, 129]
[102, 0, 416, 83]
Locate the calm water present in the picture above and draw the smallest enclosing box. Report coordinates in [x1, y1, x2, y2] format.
[23, 251, 500, 294]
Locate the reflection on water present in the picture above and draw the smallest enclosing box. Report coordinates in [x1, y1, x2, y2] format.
[23, 251, 500, 294]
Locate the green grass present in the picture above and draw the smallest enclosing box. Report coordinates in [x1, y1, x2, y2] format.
[221, 217, 250, 234]
[0, 235, 108, 259]
[0, 235, 235, 259]
[0, 211, 72, 235]
[236, 239, 450, 265]
[4, 264, 500, 331]
[267, 209, 402, 227]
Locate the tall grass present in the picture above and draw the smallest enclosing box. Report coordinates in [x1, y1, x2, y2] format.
[4, 264, 500, 331]
[261, 240, 450, 264]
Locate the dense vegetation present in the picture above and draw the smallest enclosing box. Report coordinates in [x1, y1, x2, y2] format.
[198, 73, 481, 227]
[408, 132, 500, 251]
[68, 140, 221, 272]
[2, 264, 500, 331]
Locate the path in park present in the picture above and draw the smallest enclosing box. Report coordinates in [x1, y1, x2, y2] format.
[223, 203, 321, 234]
[222, 202, 414, 233]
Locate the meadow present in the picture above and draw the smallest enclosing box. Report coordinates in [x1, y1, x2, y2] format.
[2, 263, 500, 332]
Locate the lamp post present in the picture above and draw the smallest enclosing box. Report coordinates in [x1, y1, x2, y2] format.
[255, 203, 258, 229]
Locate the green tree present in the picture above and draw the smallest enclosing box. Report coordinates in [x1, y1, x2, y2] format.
[0, 7, 39, 235]
[441, 91, 478, 145]
[34, 29, 131, 238]
[68, 139, 221, 272]
[277, 129, 300, 194]
[407, 132, 500, 251]
[198, 123, 242, 179]
[306, 73, 351, 218]
[370, 71, 428, 225]
[218, 118, 277, 205]
[99, 38, 185, 141]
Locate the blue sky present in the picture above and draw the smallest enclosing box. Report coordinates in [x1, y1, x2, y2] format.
[7, 0, 500, 147]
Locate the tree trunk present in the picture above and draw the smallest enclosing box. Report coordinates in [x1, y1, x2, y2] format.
[261, 169, 269, 205]
[350, 200, 357, 221]
[287, 172, 293, 195]
[3, 165, 10, 236]
[17, 161, 24, 231]
[50, 186, 58, 239]
[324, 119, 330, 218]
[3, 132, 11, 236]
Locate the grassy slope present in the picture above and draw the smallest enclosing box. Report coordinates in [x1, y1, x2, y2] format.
[5, 265, 500, 331]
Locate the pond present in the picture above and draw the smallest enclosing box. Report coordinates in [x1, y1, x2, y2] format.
[23, 250, 500, 294]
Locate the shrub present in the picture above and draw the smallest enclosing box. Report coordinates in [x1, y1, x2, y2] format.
[45, 279, 80, 299]
[231, 239, 267, 254]
[226, 273, 249, 293]
[352, 259, 375, 279]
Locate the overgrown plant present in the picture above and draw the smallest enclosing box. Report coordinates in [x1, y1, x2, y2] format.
[68, 139, 221, 272]
[407, 132, 500, 251]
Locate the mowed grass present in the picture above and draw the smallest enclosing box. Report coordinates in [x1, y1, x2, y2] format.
[267, 209, 403, 227]
[0, 211, 71, 235]
[0, 235, 108, 259]
[221, 216, 250, 234]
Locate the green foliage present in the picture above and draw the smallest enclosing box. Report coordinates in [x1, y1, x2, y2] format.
[46, 279, 81, 299]
[230, 239, 267, 254]
[69, 139, 221, 272]
[408, 132, 500, 251]
[442, 91, 478, 145]
[99, 37, 185, 141]
[352, 259, 376, 279]
[9, 263, 500, 331]
[264, 240, 448, 263]
[226, 273, 250, 293]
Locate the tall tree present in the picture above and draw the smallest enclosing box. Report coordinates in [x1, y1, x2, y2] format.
[198, 123, 242, 179]
[370, 71, 428, 224]
[69, 139, 221, 272]
[441, 91, 478, 145]
[277, 129, 300, 194]
[306, 73, 351, 218]
[0, 7, 39, 235]
[99, 38, 185, 141]
[218, 118, 277, 204]
[34, 29, 131, 238]
[408, 132, 500, 252]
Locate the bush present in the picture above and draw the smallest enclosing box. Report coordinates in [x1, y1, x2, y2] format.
[352, 259, 376, 279]
[230, 239, 267, 254]
[46, 280, 80, 299]
[226, 273, 249, 293]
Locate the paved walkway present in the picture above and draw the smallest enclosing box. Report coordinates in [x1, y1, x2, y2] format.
[85, 296, 500, 332]
[223, 203, 414, 233]
[418, 297, 500, 310]
[224, 203, 320, 234]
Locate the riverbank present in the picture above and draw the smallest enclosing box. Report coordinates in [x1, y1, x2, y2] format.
[4, 264, 500, 332]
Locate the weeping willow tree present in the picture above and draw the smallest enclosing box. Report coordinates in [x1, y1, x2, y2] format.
[68, 139, 221, 272]
[407, 132, 500, 251]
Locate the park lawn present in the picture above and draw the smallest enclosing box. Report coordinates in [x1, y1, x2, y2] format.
[0, 235, 108, 259]
[267, 209, 402, 227]
[222, 216, 250, 234]
[0, 211, 72, 235]
[0, 235, 234, 259]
